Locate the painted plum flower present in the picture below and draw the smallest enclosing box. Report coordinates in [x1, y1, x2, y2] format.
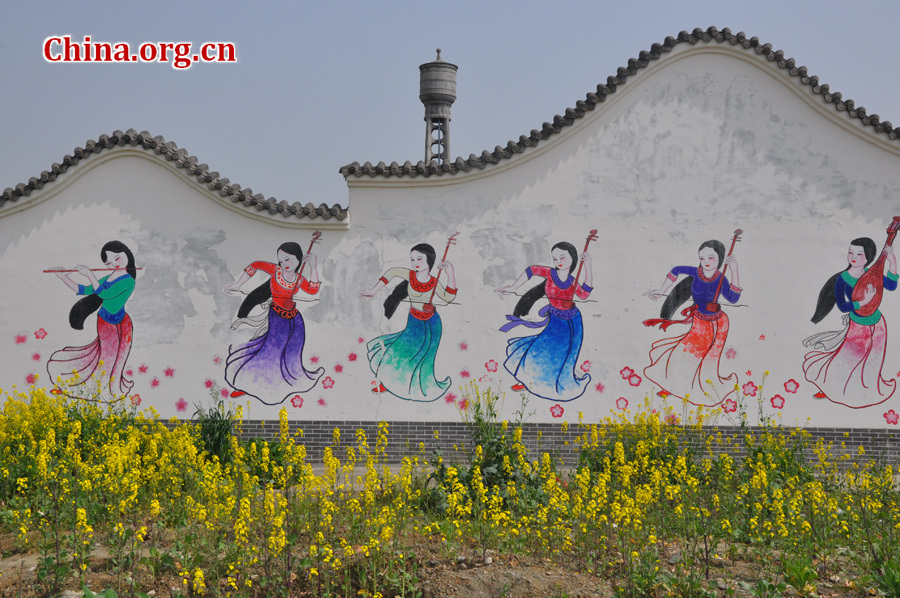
[459, 369, 471, 379]
[725, 347, 736, 359]
[131, 394, 142, 406]
[14, 334, 26, 345]
[628, 374, 642, 387]
[459, 341, 468, 351]
[784, 379, 799, 394]
[550, 404, 564, 418]
[291, 395, 304, 408]
[723, 399, 738, 413]
[175, 398, 188, 412]
[34, 328, 47, 340]
[310, 355, 320, 364]
[150, 377, 160, 389]
[770, 395, 785, 409]
[581, 360, 591, 373]
[348, 352, 358, 362]
[884, 410, 899, 425]
[357, 336, 365, 344]
[619, 366, 634, 380]
[213, 355, 222, 365]
[164, 367, 175, 377]
[665, 413, 680, 425]
[594, 382, 605, 393]
[220, 388, 229, 398]
[322, 376, 334, 389]
[478, 375, 493, 383]
[138, 364, 148, 374]
[126, 367, 134, 377]
[334, 364, 344, 373]
[32, 353, 41, 362]
[25, 373, 37, 385]
[616, 397, 628, 411]
[742, 381, 758, 397]
[204, 378, 214, 389]
[317, 397, 326, 407]
[485, 360, 498, 372]
[445, 392, 458, 405]
[458, 398, 469, 411]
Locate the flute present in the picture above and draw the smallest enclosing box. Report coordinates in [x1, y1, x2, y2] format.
[42, 268, 144, 273]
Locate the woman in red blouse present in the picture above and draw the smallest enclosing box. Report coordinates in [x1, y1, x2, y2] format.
[222, 242, 324, 404]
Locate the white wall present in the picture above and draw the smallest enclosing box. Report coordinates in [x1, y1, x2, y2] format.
[3, 44, 900, 427]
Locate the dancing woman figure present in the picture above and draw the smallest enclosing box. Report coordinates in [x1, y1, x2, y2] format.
[47, 240, 137, 399]
[496, 242, 593, 402]
[222, 242, 324, 405]
[643, 239, 742, 406]
[358, 243, 457, 402]
[803, 237, 898, 407]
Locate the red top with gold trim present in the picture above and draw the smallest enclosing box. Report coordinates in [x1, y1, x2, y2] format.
[244, 261, 320, 318]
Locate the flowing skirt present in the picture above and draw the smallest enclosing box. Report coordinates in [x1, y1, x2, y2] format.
[367, 312, 449, 402]
[504, 310, 590, 402]
[47, 315, 134, 399]
[803, 317, 896, 408]
[226, 309, 324, 405]
[644, 312, 736, 407]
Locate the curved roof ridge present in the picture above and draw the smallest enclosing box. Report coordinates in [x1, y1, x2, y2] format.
[341, 26, 899, 180]
[1, 129, 348, 221]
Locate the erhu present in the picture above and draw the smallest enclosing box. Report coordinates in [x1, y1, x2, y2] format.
[285, 230, 322, 310]
[574, 229, 599, 289]
[851, 217, 900, 318]
[423, 232, 459, 313]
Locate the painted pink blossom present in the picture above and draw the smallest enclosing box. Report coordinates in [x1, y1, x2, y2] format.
[139, 364, 148, 374]
[213, 355, 222, 365]
[665, 413, 680, 425]
[14, 334, 26, 345]
[34, 329, 47, 340]
[770, 395, 785, 409]
[291, 395, 303, 408]
[628, 374, 642, 387]
[460, 369, 471, 379]
[334, 364, 344, 374]
[310, 355, 319, 364]
[150, 377, 160, 389]
[317, 397, 326, 407]
[784, 379, 799, 394]
[759, 334, 766, 341]
[348, 352, 358, 362]
[32, 353, 41, 362]
[485, 360, 498, 372]
[358, 337, 365, 344]
[478, 375, 493, 384]
[220, 388, 229, 398]
[745, 370, 752, 377]
[619, 366, 634, 380]
[615, 397, 628, 411]
[884, 410, 899, 425]
[322, 377, 334, 389]
[175, 398, 188, 412]
[204, 378, 214, 389]
[164, 367, 175, 377]
[445, 392, 458, 405]
[458, 398, 469, 411]
[594, 382, 605, 393]
[725, 347, 736, 359]
[131, 394, 142, 406]
[550, 404, 564, 418]
[723, 399, 738, 413]
[742, 381, 758, 397]
[459, 342, 468, 351]
[25, 373, 36, 385]
[581, 360, 591, 373]
[125, 367, 134, 377]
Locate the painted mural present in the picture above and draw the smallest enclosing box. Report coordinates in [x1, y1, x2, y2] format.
[642, 232, 743, 407]
[221, 234, 325, 405]
[358, 235, 458, 402]
[45, 240, 138, 401]
[803, 220, 900, 408]
[496, 233, 596, 402]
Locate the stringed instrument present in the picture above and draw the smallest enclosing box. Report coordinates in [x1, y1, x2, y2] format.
[574, 229, 598, 289]
[286, 230, 322, 310]
[851, 217, 900, 318]
[711, 229, 743, 307]
[423, 232, 459, 313]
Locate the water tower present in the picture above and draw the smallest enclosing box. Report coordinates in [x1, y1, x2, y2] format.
[419, 49, 458, 164]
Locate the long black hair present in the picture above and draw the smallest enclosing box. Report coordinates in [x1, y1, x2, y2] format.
[384, 243, 436, 318]
[237, 242, 304, 319]
[69, 240, 137, 330]
[659, 240, 725, 320]
[810, 237, 877, 324]
[513, 242, 579, 317]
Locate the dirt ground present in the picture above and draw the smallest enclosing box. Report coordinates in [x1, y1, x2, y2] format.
[0, 531, 874, 598]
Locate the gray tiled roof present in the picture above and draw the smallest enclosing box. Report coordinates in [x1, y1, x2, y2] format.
[1, 129, 348, 221]
[341, 27, 899, 180]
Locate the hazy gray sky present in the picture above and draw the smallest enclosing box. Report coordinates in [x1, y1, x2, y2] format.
[3, 1, 898, 208]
